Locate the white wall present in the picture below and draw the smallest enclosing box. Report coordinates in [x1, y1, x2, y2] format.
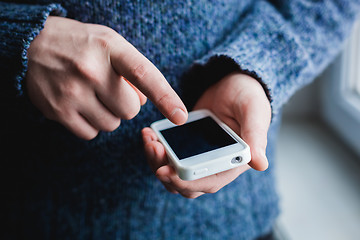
[282, 77, 322, 119]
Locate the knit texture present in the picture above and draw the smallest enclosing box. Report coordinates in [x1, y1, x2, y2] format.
[1, 1, 359, 239]
[0, 2, 66, 97]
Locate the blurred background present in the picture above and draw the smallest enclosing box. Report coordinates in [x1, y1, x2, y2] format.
[274, 21, 360, 240]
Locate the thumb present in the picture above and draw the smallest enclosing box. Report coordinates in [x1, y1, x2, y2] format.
[240, 110, 270, 171]
[244, 132, 269, 171]
[109, 35, 188, 124]
[236, 87, 271, 171]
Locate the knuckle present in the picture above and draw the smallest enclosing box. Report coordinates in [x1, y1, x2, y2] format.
[91, 25, 123, 55]
[72, 55, 102, 86]
[92, 25, 118, 41]
[76, 61, 95, 80]
[90, 31, 115, 54]
[44, 100, 68, 121]
[72, 54, 89, 73]
[131, 63, 151, 83]
[93, 35, 111, 50]
[59, 81, 83, 100]
[54, 106, 72, 123]
[155, 91, 172, 107]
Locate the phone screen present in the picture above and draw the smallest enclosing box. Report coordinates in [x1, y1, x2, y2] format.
[160, 117, 238, 160]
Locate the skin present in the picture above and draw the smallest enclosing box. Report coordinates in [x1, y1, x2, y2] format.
[26, 16, 188, 140]
[26, 16, 271, 199]
[142, 73, 271, 198]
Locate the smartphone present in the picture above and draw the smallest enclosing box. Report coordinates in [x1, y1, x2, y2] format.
[150, 109, 251, 181]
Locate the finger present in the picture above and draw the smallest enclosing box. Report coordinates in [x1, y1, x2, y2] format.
[156, 166, 204, 198]
[149, 162, 179, 194]
[180, 191, 205, 199]
[141, 127, 157, 144]
[156, 165, 179, 186]
[79, 94, 121, 132]
[97, 73, 141, 120]
[162, 182, 179, 194]
[142, 128, 179, 195]
[157, 164, 249, 194]
[236, 92, 271, 171]
[59, 111, 99, 140]
[200, 164, 250, 193]
[109, 36, 188, 125]
[142, 128, 169, 173]
[156, 165, 217, 193]
[124, 77, 147, 106]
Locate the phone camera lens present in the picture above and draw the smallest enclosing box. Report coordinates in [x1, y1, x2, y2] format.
[231, 156, 242, 164]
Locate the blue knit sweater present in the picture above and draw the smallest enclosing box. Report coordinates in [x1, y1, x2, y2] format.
[1, 1, 359, 239]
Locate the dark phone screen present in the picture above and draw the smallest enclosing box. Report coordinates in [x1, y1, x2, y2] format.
[160, 117, 237, 160]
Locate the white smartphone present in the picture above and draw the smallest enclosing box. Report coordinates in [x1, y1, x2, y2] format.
[150, 109, 251, 181]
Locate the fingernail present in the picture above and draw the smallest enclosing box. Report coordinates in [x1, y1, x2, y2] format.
[171, 108, 187, 125]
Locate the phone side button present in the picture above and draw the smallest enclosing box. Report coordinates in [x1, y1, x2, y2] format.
[194, 168, 208, 175]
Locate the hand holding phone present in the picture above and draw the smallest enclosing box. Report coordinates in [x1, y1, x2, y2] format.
[142, 73, 271, 198]
[151, 110, 251, 180]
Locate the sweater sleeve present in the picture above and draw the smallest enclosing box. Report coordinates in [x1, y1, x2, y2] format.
[181, 0, 360, 115]
[0, 2, 66, 99]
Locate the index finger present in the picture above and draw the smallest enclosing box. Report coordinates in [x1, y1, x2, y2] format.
[109, 35, 188, 125]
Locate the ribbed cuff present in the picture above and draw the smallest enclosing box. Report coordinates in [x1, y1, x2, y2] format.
[0, 3, 66, 96]
[181, 54, 272, 112]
